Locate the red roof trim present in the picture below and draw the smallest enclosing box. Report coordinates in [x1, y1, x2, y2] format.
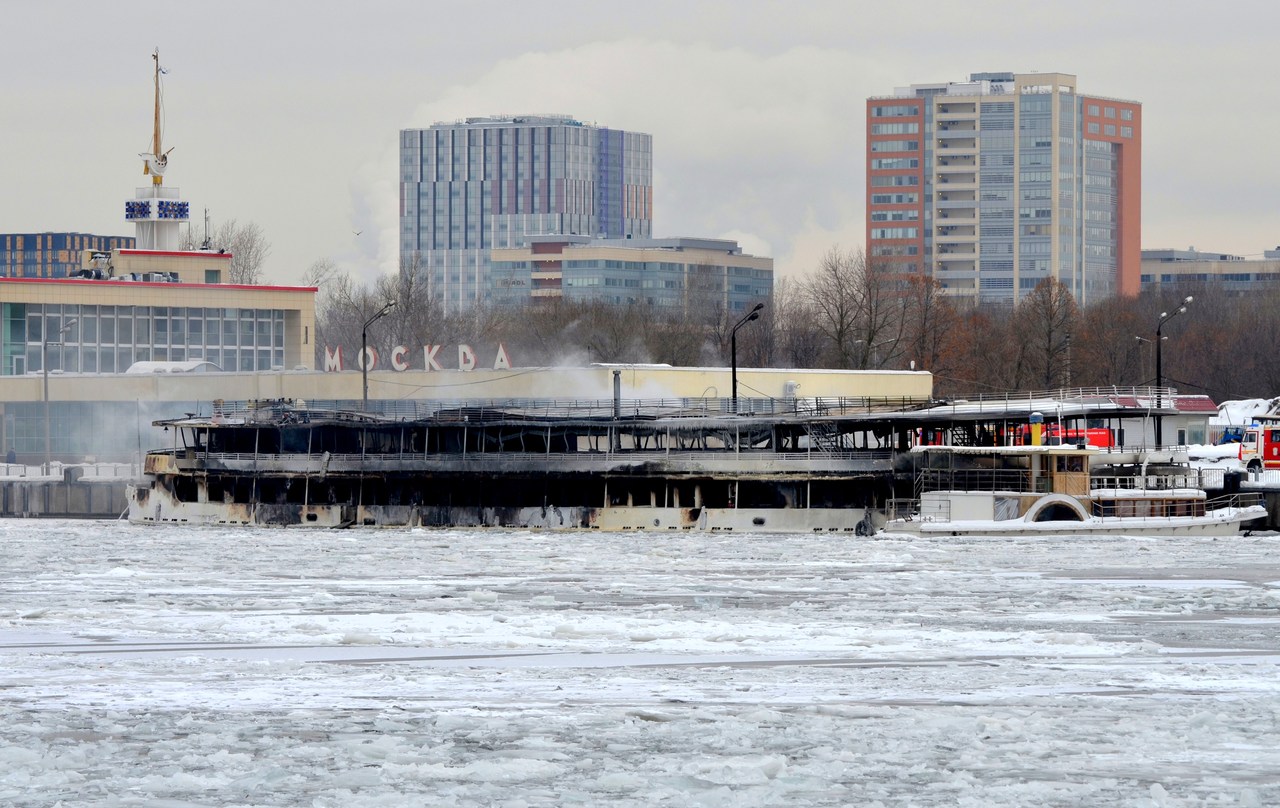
[117, 249, 232, 260]
[0, 277, 317, 292]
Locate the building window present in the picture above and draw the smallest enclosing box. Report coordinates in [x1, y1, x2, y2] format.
[1087, 122, 1100, 134]
[870, 140, 920, 153]
[205, 269, 221, 284]
[870, 122, 920, 135]
[1087, 104, 1100, 116]
[870, 210, 919, 222]
[1104, 107, 1116, 118]
[1120, 126, 1133, 138]
[870, 175, 920, 187]
[871, 158, 919, 170]
[1104, 125, 1116, 136]
[870, 104, 919, 118]
[870, 227, 918, 240]
[871, 193, 919, 204]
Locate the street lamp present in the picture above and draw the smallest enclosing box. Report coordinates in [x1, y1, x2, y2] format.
[731, 302, 764, 414]
[1134, 334, 1163, 378]
[1154, 295, 1193, 447]
[43, 316, 78, 471]
[361, 300, 396, 412]
[855, 338, 892, 368]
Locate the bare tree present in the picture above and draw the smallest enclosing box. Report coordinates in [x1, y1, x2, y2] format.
[802, 247, 908, 369]
[856, 256, 908, 369]
[771, 278, 824, 368]
[1071, 295, 1148, 388]
[901, 273, 958, 374]
[804, 247, 862, 367]
[1013, 278, 1078, 388]
[934, 306, 1019, 398]
[185, 219, 272, 284]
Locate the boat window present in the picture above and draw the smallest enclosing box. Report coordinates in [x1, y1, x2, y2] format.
[1055, 455, 1084, 472]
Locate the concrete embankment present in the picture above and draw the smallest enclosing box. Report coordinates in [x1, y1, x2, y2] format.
[0, 463, 135, 518]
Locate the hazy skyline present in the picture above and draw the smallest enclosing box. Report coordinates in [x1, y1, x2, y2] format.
[5, 1, 1278, 288]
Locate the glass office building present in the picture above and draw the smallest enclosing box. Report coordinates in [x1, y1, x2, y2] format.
[400, 116, 653, 311]
[866, 72, 1141, 305]
[491, 236, 772, 313]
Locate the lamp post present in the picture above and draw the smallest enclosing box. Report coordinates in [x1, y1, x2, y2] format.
[731, 302, 764, 414]
[855, 338, 891, 368]
[43, 316, 78, 471]
[361, 300, 396, 412]
[1154, 295, 1193, 447]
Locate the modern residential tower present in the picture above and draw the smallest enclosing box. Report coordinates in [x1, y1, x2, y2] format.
[866, 72, 1141, 305]
[400, 115, 653, 310]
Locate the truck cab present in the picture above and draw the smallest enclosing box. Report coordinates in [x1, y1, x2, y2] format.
[1239, 424, 1280, 471]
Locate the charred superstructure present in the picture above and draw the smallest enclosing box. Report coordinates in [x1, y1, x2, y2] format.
[128, 398, 920, 531]
[128, 387, 1258, 531]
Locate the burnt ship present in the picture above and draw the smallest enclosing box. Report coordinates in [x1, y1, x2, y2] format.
[127, 397, 906, 531]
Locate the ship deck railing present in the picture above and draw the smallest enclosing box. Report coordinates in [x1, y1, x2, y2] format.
[886, 491, 1263, 526]
[919, 468, 1211, 495]
[195, 396, 936, 424]
[155, 448, 896, 475]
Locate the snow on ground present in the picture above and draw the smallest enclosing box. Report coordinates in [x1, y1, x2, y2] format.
[3, 521, 1280, 806]
[1214, 398, 1280, 427]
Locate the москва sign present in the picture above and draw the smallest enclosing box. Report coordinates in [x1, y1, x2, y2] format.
[323, 344, 513, 372]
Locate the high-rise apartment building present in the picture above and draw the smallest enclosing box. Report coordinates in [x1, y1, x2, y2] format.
[866, 72, 1140, 305]
[400, 115, 653, 310]
[0, 233, 135, 278]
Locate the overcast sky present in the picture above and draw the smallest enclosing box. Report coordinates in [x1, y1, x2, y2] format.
[5, 1, 1277, 287]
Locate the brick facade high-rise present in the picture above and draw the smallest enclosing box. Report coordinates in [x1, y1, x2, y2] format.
[867, 72, 1140, 304]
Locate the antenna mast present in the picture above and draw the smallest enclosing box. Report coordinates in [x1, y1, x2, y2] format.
[141, 48, 171, 185]
[152, 49, 162, 182]
[127, 49, 189, 250]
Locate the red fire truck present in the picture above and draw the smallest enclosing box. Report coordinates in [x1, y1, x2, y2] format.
[1013, 424, 1114, 448]
[1239, 423, 1280, 471]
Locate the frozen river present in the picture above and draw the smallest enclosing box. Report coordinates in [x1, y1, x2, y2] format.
[3, 520, 1280, 806]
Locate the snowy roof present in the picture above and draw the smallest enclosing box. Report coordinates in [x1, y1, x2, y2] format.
[125, 360, 223, 374]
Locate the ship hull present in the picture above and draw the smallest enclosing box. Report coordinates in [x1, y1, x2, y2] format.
[127, 482, 875, 533]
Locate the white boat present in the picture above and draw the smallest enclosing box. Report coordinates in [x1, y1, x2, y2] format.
[881, 444, 1266, 537]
